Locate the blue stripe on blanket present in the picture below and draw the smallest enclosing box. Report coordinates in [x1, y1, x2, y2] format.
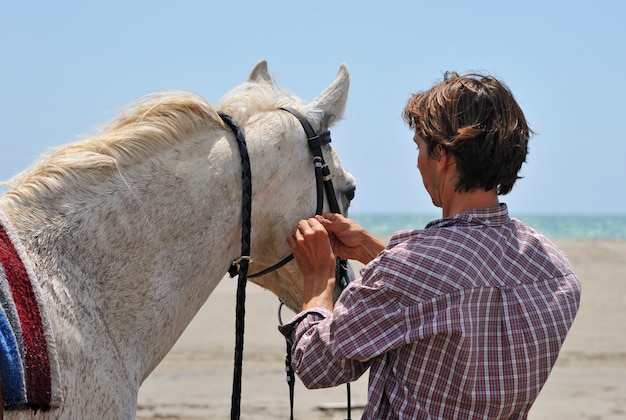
[0, 304, 26, 405]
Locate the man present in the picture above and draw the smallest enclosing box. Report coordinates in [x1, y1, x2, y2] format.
[280, 72, 581, 419]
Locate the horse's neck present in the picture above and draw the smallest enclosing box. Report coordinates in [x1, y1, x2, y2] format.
[1, 120, 312, 382]
[1, 133, 248, 381]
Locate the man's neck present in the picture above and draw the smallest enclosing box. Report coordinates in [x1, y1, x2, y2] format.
[441, 189, 499, 218]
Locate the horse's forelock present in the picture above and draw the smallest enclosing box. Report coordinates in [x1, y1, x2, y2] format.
[4, 92, 222, 203]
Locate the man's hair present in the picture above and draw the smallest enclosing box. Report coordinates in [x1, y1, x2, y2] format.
[403, 72, 531, 195]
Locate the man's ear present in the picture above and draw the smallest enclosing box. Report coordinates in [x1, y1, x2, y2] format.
[435, 145, 449, 171]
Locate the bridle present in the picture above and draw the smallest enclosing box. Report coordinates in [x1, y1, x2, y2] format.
[219, 107, 354, 420]
[225, 107, 350, 282]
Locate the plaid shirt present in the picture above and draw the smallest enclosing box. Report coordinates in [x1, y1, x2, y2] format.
[279, 204, 581, 419]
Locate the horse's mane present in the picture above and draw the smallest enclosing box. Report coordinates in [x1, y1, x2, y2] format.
[3, 92, 222, 203]
[4, 79, 301, 204]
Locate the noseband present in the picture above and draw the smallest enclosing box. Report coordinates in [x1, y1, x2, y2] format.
[219, 108, 353, 420]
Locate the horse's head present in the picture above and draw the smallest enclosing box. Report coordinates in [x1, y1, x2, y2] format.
[218, 60, 356, 312]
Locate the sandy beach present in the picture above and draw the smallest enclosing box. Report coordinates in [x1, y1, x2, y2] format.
[136, 239, 626, 419]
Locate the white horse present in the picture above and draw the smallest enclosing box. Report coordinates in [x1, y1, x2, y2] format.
[0, 60, 355, 418]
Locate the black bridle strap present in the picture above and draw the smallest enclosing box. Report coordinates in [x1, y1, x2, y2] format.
[279, 107, 352, 420]
[280, 107, 341, 215]
[246, 254, 293, 279]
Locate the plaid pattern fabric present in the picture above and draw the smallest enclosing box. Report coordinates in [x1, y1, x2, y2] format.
[279, 204, 581, 419]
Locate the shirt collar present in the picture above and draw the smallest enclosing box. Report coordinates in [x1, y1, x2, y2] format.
[426, 203, 510, 229]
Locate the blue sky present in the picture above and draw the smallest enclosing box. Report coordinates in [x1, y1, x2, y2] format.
[2, 1, 625, 215]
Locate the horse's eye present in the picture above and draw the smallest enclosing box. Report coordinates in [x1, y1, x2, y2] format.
[345, 187, 355, 202]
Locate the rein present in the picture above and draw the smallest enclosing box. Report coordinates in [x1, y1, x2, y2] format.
[220, 108, 352, 420]
[217, 112, 251, 420]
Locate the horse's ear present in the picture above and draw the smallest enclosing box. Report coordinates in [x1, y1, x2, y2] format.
[306, 64, 350, 126]
[248, 60, 272, 84]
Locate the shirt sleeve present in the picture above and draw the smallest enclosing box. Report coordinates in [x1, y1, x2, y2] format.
[277, 264, 408, 389]
[278, 306, 370, 389]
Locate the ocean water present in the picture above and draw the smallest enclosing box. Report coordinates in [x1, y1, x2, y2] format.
[351, 213, 626, 240]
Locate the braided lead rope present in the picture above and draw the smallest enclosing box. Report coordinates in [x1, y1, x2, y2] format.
[218, 112, 251, 420]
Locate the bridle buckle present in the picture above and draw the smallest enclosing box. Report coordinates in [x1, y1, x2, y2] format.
[228, 256, 254, 278]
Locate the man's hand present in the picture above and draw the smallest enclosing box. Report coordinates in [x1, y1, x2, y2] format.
[287, 218, 336, 311]
[316, 213, 386, 264]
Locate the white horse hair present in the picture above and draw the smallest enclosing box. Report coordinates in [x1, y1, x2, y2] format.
[0, 60, 354, 418]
